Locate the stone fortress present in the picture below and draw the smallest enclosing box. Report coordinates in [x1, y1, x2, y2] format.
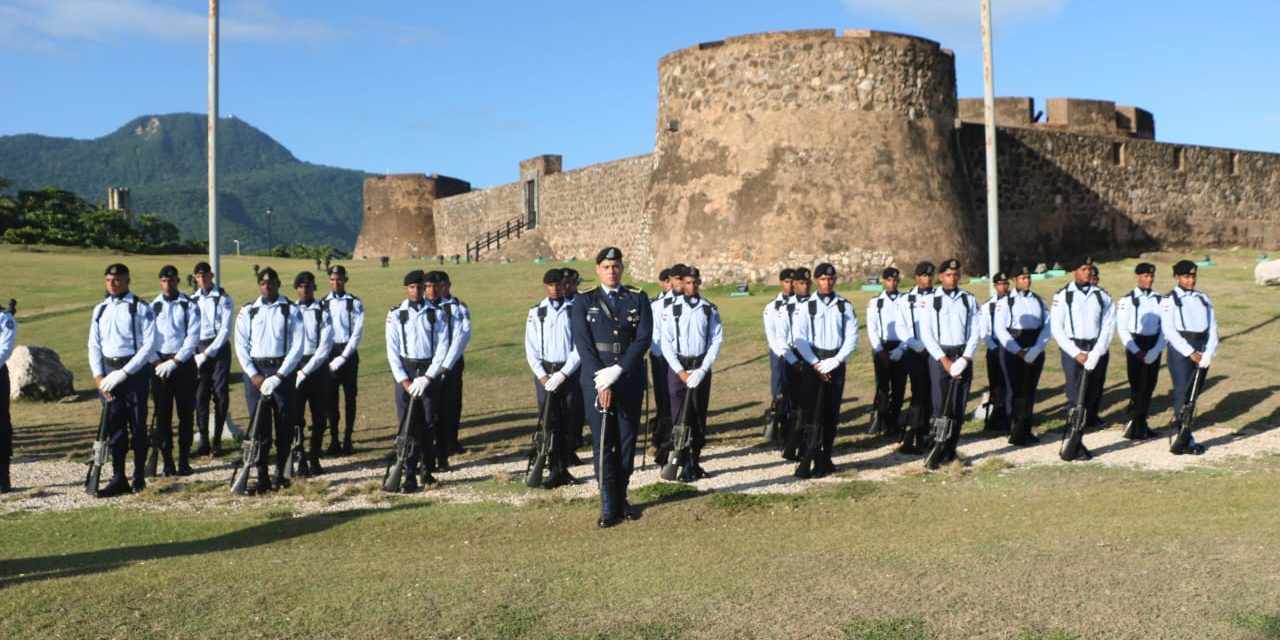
[354, 29, 1280, 283]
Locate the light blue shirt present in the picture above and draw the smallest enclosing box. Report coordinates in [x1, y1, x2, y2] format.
[1160, 287, 1219, 358]
[1050, 282, 1116, 359]
[234, 295, 305, 378]
[1116, 287, 1166, 354]
[297, 298, 334, 376]
[190, 286, 234, 357]
[385, 299, 452, 383]
[439, 296, 472, 370]
[323, 291, 364, 360]
[898, 286, 934, 352]
[866, 290, 907, 353]
[0, 309, 15, 368]
[651, 291, 675, 356]
[88, 292, 157, 377]
[994, 289, 1052, 356]
[660, 295, 724, 374]
[524, 297, 580, 378]
[769, 294, 806, 364]
[762, 292, 788, 358]
[150, 293, 202, 363]
[793, 293, 858, 365]
[918, 288, 980, 361]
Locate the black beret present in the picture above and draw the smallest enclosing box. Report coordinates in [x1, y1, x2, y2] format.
[1014, 264, 1033, 277]
[1089, 264, 1099, 276]
[193, 261, 213, 275]
[814, 263, 836, 277]
[939, 259, 961, 273]
[688, 266, 701, 280]
[436, 270, 451, 283]
[658, 268, 671, 281]
[423, 270, 445, 284]
[158, 265, 179, 279]
[561, 267, 578, 280]
[543, 268, 563, 284]
[1172, 260, 1197, 276]
[596, 247, 623, 263]
[327, 265, 347, 277]
[992, 271, 1010, 283]
[402, 270, 425, 286]
[779, 268, 797, 280]
[293, 271, 316, 288]
[1066, 258, 1090, 271]
[793, 267, 812, 281]
[669, 264, 690, 279]
[914, 261, 935, 277]
[104, 263, 130, 277]
[257, 267, 279, 284]
[1134, 262, 1156, 275]
[881, 267, 900, 280]
[670, 263, 687, 275]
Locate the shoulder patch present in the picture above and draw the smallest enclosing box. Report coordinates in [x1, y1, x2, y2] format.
[581, 286, 599, 294]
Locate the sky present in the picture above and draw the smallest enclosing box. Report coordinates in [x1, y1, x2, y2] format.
[2, 0, 1278, 188]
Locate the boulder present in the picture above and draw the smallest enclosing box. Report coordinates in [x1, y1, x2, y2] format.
[1256, 259, 1280, 286]
[7, 346, 75, 400]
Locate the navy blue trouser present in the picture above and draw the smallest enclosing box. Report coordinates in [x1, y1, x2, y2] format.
[394, 377, 438, 472]
[150, 359, 197, 458]
[667, 369, 712, 473]
[1167, 338, 1208, 423]
[984, 347, 1009, 430]
[1001, 349, 1044, 433]
[437, 357, 464, 458]
[583, 378, 642, 519]
[801, 363, 845, 455]
[535, 375, 582, 470]
[326, 348, 359, 445]
[195, 346, 231, 443]
[296, 365, 330, 455]
[1, 364, 11, 460]
[1061, 351, 1108, 428]
[243, 365, 296, 471]
[1125, 338, 1161, 428]
[769, 352, 783, 399]
[871, 350, 908, 429]
[929, 356, 973, 449]
[905, 349, 933, 430]
[100, 363, 150, 477]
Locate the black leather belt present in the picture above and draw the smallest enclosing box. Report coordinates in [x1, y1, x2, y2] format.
[199, 338, 214, 349]
[104, 356, 133, 368]
[156, 352, 176, 361]
[813, 347, 839, 359]
[1008, 327, 1042, 337]
[542, 361, 565, 373]
[1013, 333, 1038, 349]
[677, 355, 705, 370]
[594, 342, 627, 354]
[1072, 339, 1097, 351]
[333, 342, 348, 350]
[252, 357, 283, 368]
[303, 352, 316, 359]
[1179, 331, 1208, 341]
[941, 346, 964, 359]
[1133, 334, 1159, 351]
[881, 340, 901, 350]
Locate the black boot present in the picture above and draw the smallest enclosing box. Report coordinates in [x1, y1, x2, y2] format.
[342, 428, 354, 455]
[0, 459, 9, 493]
[273, 466, 291, 490]
[211, 422, 225, 457]
[161, 450, 177, 477]
[308, 454, 323, 476]
[251, 466, 272, 495]
[98, 474, 131, 498]
[192, 433, 210, 457]
[131, 453, 147, 492]
[177, 448, 194, 476]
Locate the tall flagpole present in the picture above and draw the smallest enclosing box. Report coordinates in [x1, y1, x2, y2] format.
[208, 0, 220, 284]
[981, 0, 1000, 289]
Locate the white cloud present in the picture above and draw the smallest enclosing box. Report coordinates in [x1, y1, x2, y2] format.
[842, 0, 1065, 45]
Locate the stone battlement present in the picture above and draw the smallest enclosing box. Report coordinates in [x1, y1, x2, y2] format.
[958, 97, 1155, 139]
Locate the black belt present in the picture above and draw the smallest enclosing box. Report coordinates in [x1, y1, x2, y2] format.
[941, 346, 964, 359]
[332, 342, 348, 350]
[401, 357, 433, 376]
[252, 357, 283, 368]
[1013, 333, 1038, 349]
[104, 356, 133, 368]
[303, 352, 317, 359]
[813, 347, 839, 359]
[1179, 331, 1208, 341]
[156, 352, 176, 361]
[1072, 339, 1097, 351]
[1008, 327, 1042, 337]
[541, 361, 565, 373]
[199, 338, 215, 349]
[677, 355, 705, 370]
[1133, 334, 1159, 351]
[882, 340, 902, 350]
[594, 342, 628, 354]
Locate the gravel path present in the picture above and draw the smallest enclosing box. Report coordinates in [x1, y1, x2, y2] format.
[4, 422, 1277, 516]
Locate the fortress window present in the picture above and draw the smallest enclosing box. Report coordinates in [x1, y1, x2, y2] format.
[1230, 152, 1240, 176]
[1111, 142, 1127, 167]
[1173, 147, 1185, 172]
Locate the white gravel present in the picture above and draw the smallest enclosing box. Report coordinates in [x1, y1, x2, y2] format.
[4, 422, 1277, 516]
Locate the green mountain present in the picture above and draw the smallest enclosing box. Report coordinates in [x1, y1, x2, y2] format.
[0, 114, 369, 252]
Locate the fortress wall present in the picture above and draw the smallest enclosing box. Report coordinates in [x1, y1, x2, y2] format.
[433, 183, 523, 257]
[353, 174, 469, 260]
[958, 123, 1280, 263]
[537, 154, 653, 264]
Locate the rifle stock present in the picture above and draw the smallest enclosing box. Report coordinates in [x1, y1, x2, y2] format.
[525, 388, 557, 488]
[383, 397, 420, 492]
[1059, 367, 1091, 461]
[1170, 366, 1207, 453]
[230, 394, 270, 495]
[660, 386, 696, 481]
[764, 393, 784, 442]
[144, 411, 160, 477]
[85, 401, 111, 497]
[924, 376, 959, 470]
[794, 379, 828, 478]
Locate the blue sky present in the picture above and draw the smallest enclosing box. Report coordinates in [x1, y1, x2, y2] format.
[2, 0, 1277, 188]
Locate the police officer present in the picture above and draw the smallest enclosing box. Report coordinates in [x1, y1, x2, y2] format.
[561, 267, 587, 451]
[0, 298, 17, 492]
[660, 266, 724, 482]
[1050, 260, 1116, 459]
[1161, 259, 1218, 455]
[323, 265, 364, 455]
[771, 267, 812, 460]
[979, 272, 1011, 433]
[149, 265, 201, 476]
[562, 268, 581, 302]
[648, 266, 678, 464]
[569, 247, 652, 528]
[995, 265, 1052, 446]
[897, 261, 936, 454]
[764, 268, 796, 427]
[792, 263, 858, 478]
[385, 270, 452, 491]
[89, 263, 157, 496]
[524, 268, 582, 488]
[918, 259, 979, 468]
[234, 267, 305, 492]
[435, 271, 471, 468]
[293, 271, 333, 476]
[866, 267, 909, 436]
[1116, 262, 1165, 440]
[190, 261, 234, 457]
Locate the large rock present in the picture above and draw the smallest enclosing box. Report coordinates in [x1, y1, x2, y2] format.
[1255, 259, 1280, 286]
[7, 346, 75, 400]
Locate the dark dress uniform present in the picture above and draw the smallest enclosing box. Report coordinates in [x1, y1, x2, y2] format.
[524, 284, 582, 487]
[149, 282, 202, 476]
[569, 251, 652, 527]
[322, 270, 364, 454]
[190, 265, 235, 455]
[1116, 263, 1166, 440]
[1160, 261, 1218, 454]
[234, 280, 305, 491]
[918, 278, 980, 465]
[649, 290, 675, 459]
[88, 264, 158, 495]
[994, 282, 1052, 445]
[1050, 278, 1116, 439]
[792, 270, 858, 478]
[294, 288, 333, 474]
[659, 291, 724, 481]
[385, 278, 452, 490]
[0, 306, 16, 492]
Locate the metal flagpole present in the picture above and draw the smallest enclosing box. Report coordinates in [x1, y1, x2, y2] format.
[981, 0, 1000, 294]
[208, 0, 220, 285]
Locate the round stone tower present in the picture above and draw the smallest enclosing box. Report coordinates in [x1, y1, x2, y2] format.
[642, 29, 978, 282]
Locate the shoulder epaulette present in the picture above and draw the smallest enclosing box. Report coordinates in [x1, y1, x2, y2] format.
[581, 286, 599, 294]
[623, 285, 642, 293]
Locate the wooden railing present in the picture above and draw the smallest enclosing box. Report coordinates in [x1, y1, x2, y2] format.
[465, 216, 526, 262]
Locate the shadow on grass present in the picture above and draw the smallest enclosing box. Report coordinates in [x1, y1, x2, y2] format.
[0, 502, 429, 589]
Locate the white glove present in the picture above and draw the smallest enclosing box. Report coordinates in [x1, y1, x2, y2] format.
[889, 346, 905, 362]
[295, 371, 308, 388]
[1198, 353, 1212, 369]
[407, 375, 431, 397]
[544, 371, 566, 392]
[154, 360, 179, 379]
[948, 358, 968, 377]
[816, 358, 840, 375]
[329, 356, 346, 372]
[100, 369, 128, 392]
[907, 338, 924, 353]
[1084, 351, 1101, 371]
[593, 364, 623, 391]
[686, 369, 706, 389]
[194, 353, 208, 368]
[1143, 349, 1161, 365]
[260, 375, 282, 396]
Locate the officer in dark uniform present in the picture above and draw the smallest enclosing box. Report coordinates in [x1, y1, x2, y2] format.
[323, 265, 364, 455]
[293, 271, 333, 475]
[1160, 259, 1218, 455]
[435, 271, 471, 467]
[1115, 262, 1164, 440]
[524, 268, 582, 488]
[1050, 260, 1116, 458]
[792, 263, 858, 478]
[897, 261, 936, 454]
[190, 261, 235, 456]
[978, 272, 1011, 432]
[570, 247, 652, 528]
[0, 297, 17, 492]
[918, 259, 979, 468]
[866, 267, 908, 436]
[149, 265, 201, 476]
[994, 265, 1052, 445]
[659, 266, 724, 481]
[89, 263, 157, 496]
[385, 270, 452, 491]
[233, 267, 305, 492]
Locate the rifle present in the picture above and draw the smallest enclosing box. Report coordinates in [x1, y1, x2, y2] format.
[1169, 366, 1207, 454]
[794, 379, 828, 478]
[660, 385, 696, 481]
[764, 393, 785, 442]
[230, 393, 270, 495]
[868, 381, 889, 435]
[85, 401, 112, 497]
[1059, 366, 1091, 461]
[524, 388, 557, 488]
[924, 376, 960, 470]
[144, 374, 166, 477]
[382, 395, 421, 493]
[640, 382, 650, 470]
